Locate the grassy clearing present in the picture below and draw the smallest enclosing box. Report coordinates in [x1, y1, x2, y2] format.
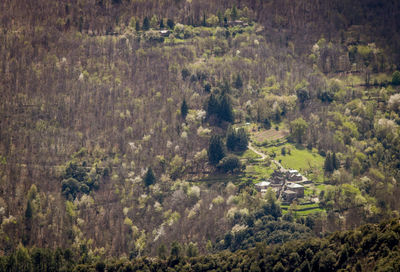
[236, 149, 261, 160]
[293, 208, 325, 216]
[281, 202, 324, 216]
[261, 143, 325, 181]
[244, 162, 276, 182]
[191, 173, 244, 185]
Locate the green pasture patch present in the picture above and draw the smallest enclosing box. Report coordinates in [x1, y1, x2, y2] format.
[263, 143, 325, 180]
[236, 149, 261, 160]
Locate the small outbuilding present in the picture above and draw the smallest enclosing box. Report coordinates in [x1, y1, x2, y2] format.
[282, 190, 297, 202]
[159, 30, 170, 37]
[286, 183, 304, 198]
[255, 181, 271, 191]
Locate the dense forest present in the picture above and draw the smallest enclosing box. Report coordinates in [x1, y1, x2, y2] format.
[2, 218, 400, 271]
[1, 0, 400, 270]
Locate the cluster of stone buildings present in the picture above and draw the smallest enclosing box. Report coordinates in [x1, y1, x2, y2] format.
[255, 169, 306, 203]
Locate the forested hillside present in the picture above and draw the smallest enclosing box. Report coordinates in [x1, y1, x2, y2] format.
[2, 218, 400, 271]
[1, 0, 400, 265]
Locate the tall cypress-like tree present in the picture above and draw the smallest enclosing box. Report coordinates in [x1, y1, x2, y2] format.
[143, 167, 155, 186]
[324, 153, 333, 173]
[234, 74, 243, 89]
[236, 128, 248, 151]
[206, 94, 218, 117]
[264, 118, 271, 129]
[231, 5, 238, 20]
[181, 99, 188, 119]
[332, 152, 340, 170]
[226, 126, 236, 151]
[142, 17, 150, 31]
[167, 18, 174, 29]
[206, 92, 234, 123]
[208, 135, 226, 165]
[25, 200, 32, 220]
[135, 20, 140, 31]
[218, 94, 234, 122]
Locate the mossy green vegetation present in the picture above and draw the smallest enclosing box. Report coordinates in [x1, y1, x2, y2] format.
[262, 143, 325, 181]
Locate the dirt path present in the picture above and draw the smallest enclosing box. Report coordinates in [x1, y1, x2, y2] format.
[248, 142, 308, 181]
[248, 142, 267, 160]
[248, 142, 285, 169]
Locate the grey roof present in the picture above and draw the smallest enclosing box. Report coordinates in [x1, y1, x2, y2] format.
[256, 181, 271, 187]
[287, 183, 304, 189]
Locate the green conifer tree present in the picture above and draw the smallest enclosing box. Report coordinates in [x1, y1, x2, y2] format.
[324, 153, 333, 173]
[142, 17, 150, 31]
[234, 74, 243, 89]
[208, 135, 226, 165]
[226, 126, 237, 151]
[332, 152, 340, 170]
[143, 167, 155, 186]
[181, 99, 188, 119]
[236, 128, 248, 151]
[218, 94, 234, 122]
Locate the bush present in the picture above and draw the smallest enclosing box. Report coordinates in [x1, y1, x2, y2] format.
[392, 71, 400, 85]
[217, 155, 243, 173]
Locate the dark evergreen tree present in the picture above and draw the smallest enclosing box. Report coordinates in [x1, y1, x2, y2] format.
[296, 88, 310, 108]
[226, 126, 237, 151]
[135, 20, 140, 31]
[218, 94, 234, 122]
[208, 135, 226, 165]
[202, 13, 207, 26]
[167, 18, 174, 29]
[181, 68, 190, 80]
[170, 241, 182, 259]
[24, 200, 33, 244]
[324, 153, 334, 173]
[159, 18, 164, 29]
[95, 262, 106, 272]
[143, 167, 155, 186]
[234, 74, 243, 89]
[181, 99, 188, 119]
[236, 128, 248, 151]
[217, 155, 242, 173]
[25, 200, 32, 220]
[332, 152, 340, 170]
[61, 178, 80, 200]
[204, 82, 211, 93]
[142, 17, 150, 31]
[264, 118, 272, 129]
[392, 71, 400, 85]
[206, 94, 219, 117]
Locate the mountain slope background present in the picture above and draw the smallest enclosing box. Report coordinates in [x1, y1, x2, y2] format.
[0, 0, 400, 259]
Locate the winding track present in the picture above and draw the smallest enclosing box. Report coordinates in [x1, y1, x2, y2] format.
[247, 142, 308, 181]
